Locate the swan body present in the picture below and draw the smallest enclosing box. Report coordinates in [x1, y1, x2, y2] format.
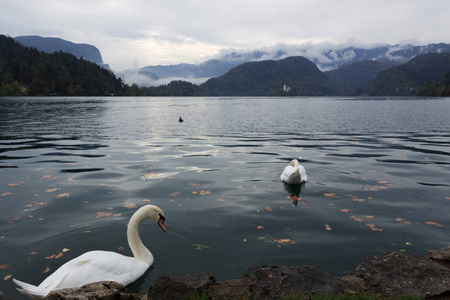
[13, 205, 166, 299]
[280, 159, 308, 185]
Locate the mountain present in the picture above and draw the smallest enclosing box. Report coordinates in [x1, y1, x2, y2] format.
[0, 35, 123, 96]
[200, 56, 335, 96]
[363, 53, 450, 96]
[14, 35, 108, 69]
[122, 43, 450, 87]
[324, 60, 396, 93]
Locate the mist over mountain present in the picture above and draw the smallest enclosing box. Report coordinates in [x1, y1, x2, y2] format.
[14, 35, 109, 69]
[120, 42, 450, 87]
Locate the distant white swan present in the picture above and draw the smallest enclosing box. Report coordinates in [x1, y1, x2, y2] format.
[13, 204, 166, 299]
[280, 159, 308, 185]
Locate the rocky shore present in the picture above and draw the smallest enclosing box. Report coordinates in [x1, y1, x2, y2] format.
[3, 247, 450, 300]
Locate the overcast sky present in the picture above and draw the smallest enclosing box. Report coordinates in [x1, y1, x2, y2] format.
[1, 0, 449, 71]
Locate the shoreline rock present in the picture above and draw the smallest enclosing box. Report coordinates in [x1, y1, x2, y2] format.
[4, 247, 450, 299]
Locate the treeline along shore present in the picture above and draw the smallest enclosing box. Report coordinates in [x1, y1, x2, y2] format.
[1, 35, 449, 97]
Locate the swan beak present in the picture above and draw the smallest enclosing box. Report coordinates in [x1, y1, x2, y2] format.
[158, 216, 166, 233]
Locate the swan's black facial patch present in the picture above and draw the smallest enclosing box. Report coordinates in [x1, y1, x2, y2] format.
[158, 214, 166, 232]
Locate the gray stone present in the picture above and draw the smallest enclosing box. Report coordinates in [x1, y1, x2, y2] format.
[345, 251, 450, 298]
[208, 278, 252, 299]
[44, 281, 146, 300]
[338, 276, 367, 293]
[148, 273, 215, 300]
[429, 246, 450, 267]
[243, 265, 345, 299]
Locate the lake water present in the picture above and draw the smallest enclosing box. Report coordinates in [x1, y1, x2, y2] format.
[1, 96, 449, 298]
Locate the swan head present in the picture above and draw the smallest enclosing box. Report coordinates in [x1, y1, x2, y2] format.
[139, 205, 166, 233]
[289, 159, 299, 167]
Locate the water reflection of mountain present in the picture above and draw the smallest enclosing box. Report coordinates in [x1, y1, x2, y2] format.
[0, 98, 108, 138]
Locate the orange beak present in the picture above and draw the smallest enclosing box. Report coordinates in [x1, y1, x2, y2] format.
[158, 218, 166, 233]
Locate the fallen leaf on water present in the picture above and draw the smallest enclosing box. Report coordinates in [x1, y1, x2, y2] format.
[118, 247, 124, 252]
[57, 192, 70, 198]
[366, 223, 383, 231]
[42, 267, 50, 274]
[268, 274, 274, 278]
[0, 265, 10, 269]
[324, 193, 337, 198]
[365, 215, 374, 219]
[425, 221, 443, 227]
[42, 174, 56, 179]
[273, 239, 297, 245]
[95, 212, 112, 218]
[199, 190, 211, 196]
[82, 230, 91, 234]
[257, 225, 264, 229]
[8, 181, 24, 187]
[169, 192, 180, 197]
[265, 207, 273, 212]
[378, 181, 389, 184]
[406, 242, 413, 246]
[325, 224, 331, 231]
[340, 209, 352, 213]
[217, 198, 227, 202]
[351, 216, 364, 222]
[62, 248, 70, 253]
[46, 188, 59, 193]
[287, 195, 301, 201]
[113, 214, 122, 217]
[279, 206, 285, 209]
[45, 254, 56, 259]
[55, 252, 63, 259]
[143, 199, 151, 202]
[4, 275, 12, 280]
[189, 183, 201, 186]
[124, 203, 137, 209]
[30, 252, 38, 255]
[351, 197, 365, 202]
[1, 192, 12, 196]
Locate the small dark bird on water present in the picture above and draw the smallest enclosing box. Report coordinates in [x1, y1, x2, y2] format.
[179, 117, 183, 123]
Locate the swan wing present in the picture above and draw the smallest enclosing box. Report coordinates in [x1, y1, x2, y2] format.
[298, 165, 308, 182]
[281, 165, 300, 184]
[39, 250, 151, 291]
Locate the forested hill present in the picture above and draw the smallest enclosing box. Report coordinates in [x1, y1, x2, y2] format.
[200, 56, 336, 96]
[0, 35, 124, 96]
[363, 53, 450, 96]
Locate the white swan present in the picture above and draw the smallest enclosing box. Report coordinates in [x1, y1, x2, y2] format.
[13, 204, 166, 299]
[280, 159, 308, 185]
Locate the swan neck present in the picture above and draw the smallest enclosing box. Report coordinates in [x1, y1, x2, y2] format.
[127, 211, 153, 264]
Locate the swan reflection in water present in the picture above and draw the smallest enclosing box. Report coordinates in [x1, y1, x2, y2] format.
[283, 182, 306, 206]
